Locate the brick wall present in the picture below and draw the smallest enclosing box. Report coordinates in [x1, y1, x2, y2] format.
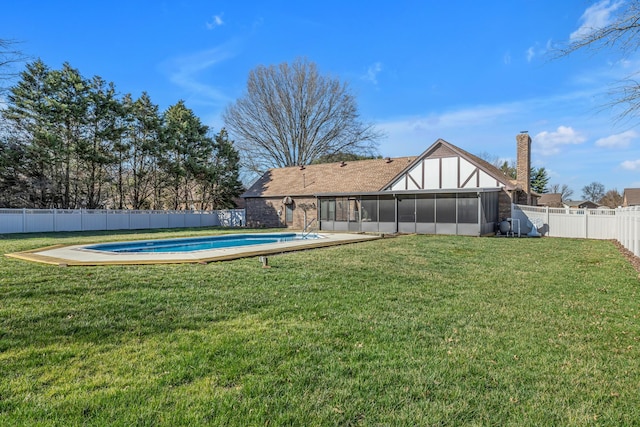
[516, 133, 531, 199]
[244, 197, 318, 229]
[244, 198, 282, 228]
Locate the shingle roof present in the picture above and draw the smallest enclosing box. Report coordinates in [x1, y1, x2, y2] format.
[537, 193, 563, 207]
[242, 157, 417, 198]
[565, 200, 598, 208]
[623, 188, 640, 206]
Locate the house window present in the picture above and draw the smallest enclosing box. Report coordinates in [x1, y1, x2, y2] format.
[285, 204, 293, 223]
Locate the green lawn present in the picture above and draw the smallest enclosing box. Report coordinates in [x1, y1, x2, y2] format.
[1, 229, 639, 426]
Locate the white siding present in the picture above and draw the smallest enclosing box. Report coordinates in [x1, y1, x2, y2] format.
[441, 157, 458, 189]
[391, 179, 405, 191]
[408, 164, 423, 189]
[479, 170, 498, 187]
[459, 158, 477, 188]
[424, 158, 440, 189]
[387, 154, 505, 191]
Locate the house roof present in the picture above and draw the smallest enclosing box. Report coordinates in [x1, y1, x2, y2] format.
[623, 188, 640, 206]
[564, 200, 598, 208]
[241, 157, 416, 198]
[537, 193, 563, 207]
[242, 138, 533, 199]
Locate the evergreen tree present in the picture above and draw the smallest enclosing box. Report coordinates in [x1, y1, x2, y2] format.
[123, 92, 163, 209]
[2, 60, 57, 207]
[203, 128, 243, 209]
[530, 167, 550, 194]
[43, 62, 90, 208]
[161, 101, 210, 210]
[81, 76, 122, 208]
[2, 60, 242, 211]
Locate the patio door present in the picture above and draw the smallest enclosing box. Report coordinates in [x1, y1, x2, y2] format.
[397, 196, 416, 233]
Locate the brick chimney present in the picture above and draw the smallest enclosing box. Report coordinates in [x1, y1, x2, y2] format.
[516, 132, 531, 195]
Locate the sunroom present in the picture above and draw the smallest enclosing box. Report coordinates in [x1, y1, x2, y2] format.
[317, 188, 502, 236]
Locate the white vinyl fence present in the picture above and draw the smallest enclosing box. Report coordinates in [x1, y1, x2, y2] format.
[512, 204, 640, 256]
[0, 208, 245, 234]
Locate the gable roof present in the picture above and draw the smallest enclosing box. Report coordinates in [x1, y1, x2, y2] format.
[564, 200, 599, 208]
[623, 188, 640, 206]
[385, 139, 518, 191]
[537, 193, 563, 208]
[241, 157, 416, 198]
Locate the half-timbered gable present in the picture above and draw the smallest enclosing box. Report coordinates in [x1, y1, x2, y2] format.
[385, 139, 516, 192]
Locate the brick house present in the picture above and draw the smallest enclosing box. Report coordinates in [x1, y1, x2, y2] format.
[241, 133, 537, 236]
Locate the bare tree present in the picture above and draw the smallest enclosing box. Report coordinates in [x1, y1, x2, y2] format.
[223, 58, 380, 174]
[599, 188, 623, 208]
[582, 181, 606, 202]
[549, 183, 574, 200]
[0, 39, 26, 95]
[554, 0, 640, 122]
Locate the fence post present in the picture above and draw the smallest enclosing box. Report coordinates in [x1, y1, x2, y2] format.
[22, 208, 26, 233]
[584, 209, 589, 239]
[631, 209, 640, 256]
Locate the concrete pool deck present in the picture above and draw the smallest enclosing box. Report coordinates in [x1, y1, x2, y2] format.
[5, 233, 381, 266]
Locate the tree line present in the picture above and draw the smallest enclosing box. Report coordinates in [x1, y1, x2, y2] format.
[497, 159, 623, 208]
[0, 60, 243, 210]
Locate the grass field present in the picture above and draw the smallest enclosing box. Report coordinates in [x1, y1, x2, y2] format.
[1, 229, 639, 426]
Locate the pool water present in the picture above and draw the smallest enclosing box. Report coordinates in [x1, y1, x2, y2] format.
[85, 233, 318, 253]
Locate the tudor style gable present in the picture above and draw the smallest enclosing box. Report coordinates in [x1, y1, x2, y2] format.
[384, 139, 515, 192]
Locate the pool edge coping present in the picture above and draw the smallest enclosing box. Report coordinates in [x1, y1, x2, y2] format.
[5, 233, 382, 266]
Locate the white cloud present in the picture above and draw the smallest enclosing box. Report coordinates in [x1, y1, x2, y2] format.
[503, 51, 511, 65]
[161, 42, 237, 106]
[570, 0, 623, 41]
[533, 126, 586, 156]
[595, 129, 638, 148]
[206, 14, 224, 30]
[526, 47, 535, 62]
[363, 62, 383, 85]
[375, 103, 520, 157]
[621, 159, 640, 170]
[382, 105, 515, 134]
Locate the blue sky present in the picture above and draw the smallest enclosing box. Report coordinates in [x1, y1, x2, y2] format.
[2, 0, 640, 196]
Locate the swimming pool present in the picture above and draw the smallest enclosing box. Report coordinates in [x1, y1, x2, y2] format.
[7, 232, 380, 266]
[85, 232, 316, 253]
